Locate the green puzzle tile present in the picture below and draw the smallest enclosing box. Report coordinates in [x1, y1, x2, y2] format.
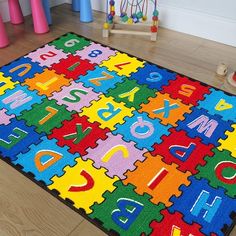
[49, 33, 91, 54]
[18, 98, 75, 134]
[89, 181, 165, 236]
[105, 78, 157, 109]
[196, 148, 236, 198]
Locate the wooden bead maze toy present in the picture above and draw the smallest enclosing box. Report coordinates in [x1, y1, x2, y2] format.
[103, 0, 159, 41]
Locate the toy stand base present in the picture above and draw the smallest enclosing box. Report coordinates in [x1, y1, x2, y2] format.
[103, 20, 158, 41]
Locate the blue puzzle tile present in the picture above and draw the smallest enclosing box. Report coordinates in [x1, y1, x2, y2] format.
[113, 111, 171, 150]
[0, 118, 44, 161]
[169, 176, 236, 236]
[0, 84, 46, 116]
[130, 62, 177, 90]
[77, 66, 125, 93]
[14, 137, 79, 185]
[0, 57, 45, 83]
[176, 107, 234, 146]
[197, 88, 236, 122]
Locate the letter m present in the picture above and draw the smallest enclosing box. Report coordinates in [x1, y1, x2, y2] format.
[187, 115, 218, 138]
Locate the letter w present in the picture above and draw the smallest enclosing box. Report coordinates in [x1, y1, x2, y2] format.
[187, 115, 218, 138]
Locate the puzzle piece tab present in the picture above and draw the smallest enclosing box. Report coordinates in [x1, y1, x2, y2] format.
[48, 158, 118, 214]
[78, 42, 117, 64]
[48, 114, 109, 156]
[196, 148, 236, 198]
[83, 133, 147, 179]
[0, 118, 44, 161]
[169, 176, 236, 236]
[14, 137, 79, 185]
[51, 54, 96, 80]
[49, 33, 91, 54]
[23, 69, 71, 97]
[113, 111, 171, 150]
[1, 57, 45, 83]
[81, 95, 134, 131]
[90, 181, 165, 235]
[50, 81, 101, 113]
[106, 78, 157, 109]
[151, 128, 214, 174]
[100, 52, 145, 77]
[140, 92, 193, 127]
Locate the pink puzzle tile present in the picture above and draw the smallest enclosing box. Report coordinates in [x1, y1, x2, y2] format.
[0, 109, 15, 125]
[25, 45, 69, 67]
[77, 42, 117, 64]
[82, 133, 147, 179]
[50, 81, 101, 112]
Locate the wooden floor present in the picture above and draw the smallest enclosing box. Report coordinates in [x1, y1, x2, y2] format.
[0, 4, 236, 236]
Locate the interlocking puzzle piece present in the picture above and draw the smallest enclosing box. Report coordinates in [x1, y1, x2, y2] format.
[90, 181, 165, 235]
[151, 128, 214, 174]
[51, 54, 96, 80]
[1, 57, 45, 83]
[130, 62, 177, 90]
[81, 95, 134, 131]
[140, 92, 193, 127]
[13, 137, 79, 185]
[198, 88, 236, 122]
[78, 66, 125, 93]
[0, 72, 18, 95]
[161, 75, 211, 105]
[49, 33, 91, 54]
[196, 148, 236, 198]
[26, 44, 69, 67]
[0, 84, 45, 116]
[23, 69, 72, 97]
[50, 81, 101, 113]
[48, 158, 118, 214]
[18, 98, 74, 134]
[48, 114, 110, 156]
[0, 109, 15, 125]
[83, 133, 147, 179]
[148, 209, 205, 236]
[105, 78, 157, 109]
[113, 111, 171, 150]
[77, 42, 117, 64]
[123, 152, 191, 206]
[169, 176, 236, 236]
[100, 52, 145, 77]
[0, 118, 44, 161]
[176, 107, 234, 146]
[218, 124, 236, 158]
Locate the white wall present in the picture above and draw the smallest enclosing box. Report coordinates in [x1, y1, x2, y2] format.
[90, 0, 236, 47]
[1, 0, 236, 47]
[0, 0, 65, 22]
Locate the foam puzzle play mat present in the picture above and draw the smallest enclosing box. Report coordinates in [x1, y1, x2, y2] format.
[0, 32, 236, 236]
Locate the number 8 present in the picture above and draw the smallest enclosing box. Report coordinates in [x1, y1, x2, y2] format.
[88, 50, 102, 58]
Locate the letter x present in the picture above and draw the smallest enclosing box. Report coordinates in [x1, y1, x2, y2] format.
[153, 99, 179, 118]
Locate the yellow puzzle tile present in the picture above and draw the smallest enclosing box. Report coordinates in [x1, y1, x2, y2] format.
[48, 158, 118, 214]
[218, 124, 236, 158]
[81, 95, 135, 130]
[100, 52, 145, 77]
[0, 72, 18, 95]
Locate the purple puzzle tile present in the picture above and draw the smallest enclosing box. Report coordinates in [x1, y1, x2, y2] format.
[0, 109, 15, 125]
[82, 133, 147, 179]
[77, 42, 117, 64]
[50, 81, 101, 112]
[25, 45, 69, 67]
